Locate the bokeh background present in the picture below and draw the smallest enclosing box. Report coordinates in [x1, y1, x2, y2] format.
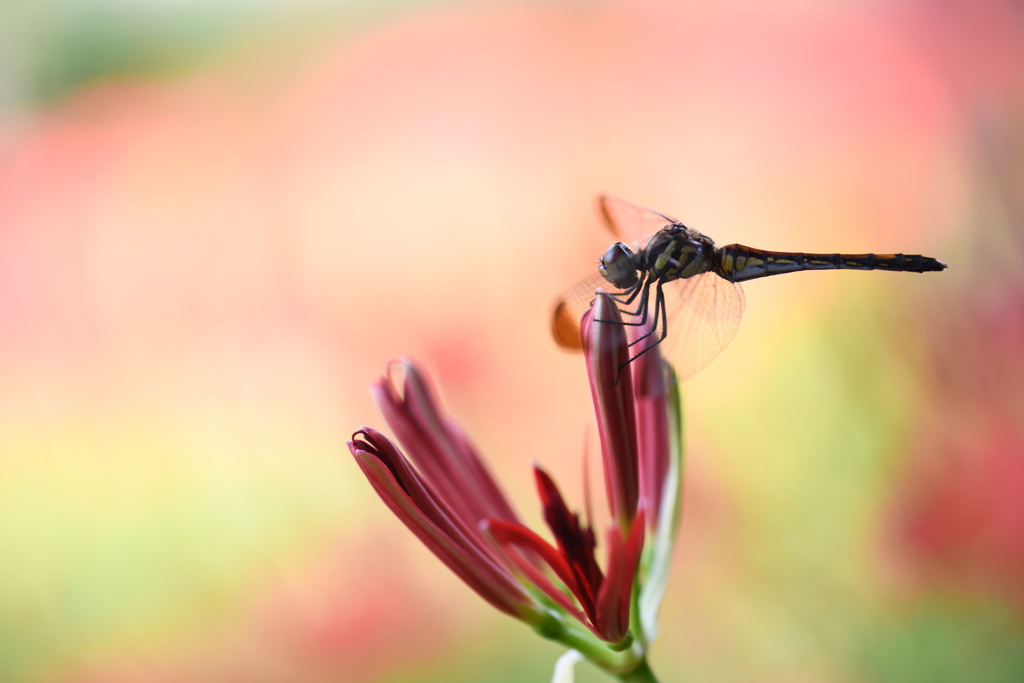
[1, 0, 1022, 681]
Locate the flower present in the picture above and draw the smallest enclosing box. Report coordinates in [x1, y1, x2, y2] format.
[348, 294, 684, 680]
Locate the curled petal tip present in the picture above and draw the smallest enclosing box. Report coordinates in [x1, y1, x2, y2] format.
[347, 428, 376, 454]
[349, 426, 389, 447]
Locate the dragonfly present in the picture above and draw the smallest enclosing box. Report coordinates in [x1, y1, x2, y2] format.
[552, 194, 947, 381]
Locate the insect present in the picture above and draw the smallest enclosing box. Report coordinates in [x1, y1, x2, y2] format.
[552, 195, 947, 381]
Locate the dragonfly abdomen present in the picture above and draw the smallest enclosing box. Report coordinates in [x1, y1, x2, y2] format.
[714, 245, 947, 283]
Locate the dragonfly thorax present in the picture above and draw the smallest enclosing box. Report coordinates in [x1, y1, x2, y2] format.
[642, 225, 716, 282]
[599, 242, 642, 289]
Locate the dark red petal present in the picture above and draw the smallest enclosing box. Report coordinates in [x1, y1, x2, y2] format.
[534, 465, 602, 613]
[349, 430, 534, 618]
[582, 296, 640, 528]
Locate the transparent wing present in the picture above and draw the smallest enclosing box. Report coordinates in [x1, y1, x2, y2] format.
[598, 194, 679, 246]
[552, 271, 745, 381]
[551, 271, 609, 350]
[641, 273, 746, 381]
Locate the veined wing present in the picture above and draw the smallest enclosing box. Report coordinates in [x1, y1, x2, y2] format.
[641, 273, 746, 381]
[598, 194, 679, 246]
[551, 271, 608, 350]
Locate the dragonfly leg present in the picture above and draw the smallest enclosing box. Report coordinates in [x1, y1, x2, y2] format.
[610, 278, 667, 382]
[614, 282, 669, 384]
[627, 280, 666, 348]
[589, 277, 641, 321]
[596, 275, 657, 328]
[611, 273, 653, 316]
[598, 273, 646, 311]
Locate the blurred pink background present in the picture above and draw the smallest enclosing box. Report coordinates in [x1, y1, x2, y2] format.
[1, 0, 1022, 681]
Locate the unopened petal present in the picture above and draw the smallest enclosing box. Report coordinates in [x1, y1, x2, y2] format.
[349, 429, 536, 618]
[582, 296, 640, 528]
[372, 358, 521, 532]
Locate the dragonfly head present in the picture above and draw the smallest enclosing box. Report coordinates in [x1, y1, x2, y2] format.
[599, 242, 640, 290]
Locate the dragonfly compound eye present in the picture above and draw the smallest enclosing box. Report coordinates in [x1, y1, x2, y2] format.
[599, 242, 639, 289]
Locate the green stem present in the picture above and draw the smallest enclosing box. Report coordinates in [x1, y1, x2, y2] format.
[617, 658, 659, 683]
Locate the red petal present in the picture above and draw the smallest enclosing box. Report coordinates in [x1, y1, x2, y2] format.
[483, 518, 615, 642]
[483, 518, 582, 598]
[619, 507, 647, 631]
[373, 359, 521, 533]
[582, 440, 595, 535]
[481, 521, 588, 615]
[593, 509, 646, 642]
[592, 529, 628, 642]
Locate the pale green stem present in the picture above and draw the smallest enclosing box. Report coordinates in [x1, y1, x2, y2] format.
[616, 658, 659, 683]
